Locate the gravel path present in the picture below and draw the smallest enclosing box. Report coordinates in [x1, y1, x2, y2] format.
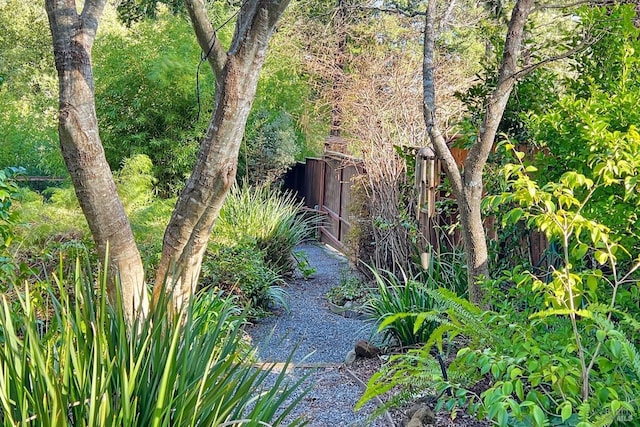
[245, 242, 391, 426]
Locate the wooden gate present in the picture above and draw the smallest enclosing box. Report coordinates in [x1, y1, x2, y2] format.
[294, 153, 361, 251]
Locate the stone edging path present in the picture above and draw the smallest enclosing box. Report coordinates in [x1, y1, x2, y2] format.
[245, 242, 392, 426]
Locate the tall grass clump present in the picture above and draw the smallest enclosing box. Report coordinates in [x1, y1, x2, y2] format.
[416, 247, 468, 297]
[0, 258, 307, 426]
[363, 269, 441, 347]
[363, 248, 467, 348]
[214, 182, 318, 275]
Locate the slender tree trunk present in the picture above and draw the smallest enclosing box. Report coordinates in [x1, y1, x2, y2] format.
[330, 0, 347, 137]
[423, 0, 534, 304]
[154, 0, 290, 310]
[45, 0, 149, 320]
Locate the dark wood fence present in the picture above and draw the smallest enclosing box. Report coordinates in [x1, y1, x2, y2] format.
[284, 152, 362, 251]
[285, 148, 549, 265]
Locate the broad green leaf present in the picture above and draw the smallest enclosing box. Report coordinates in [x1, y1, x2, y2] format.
[594, 250, 608, 265]
[515, 379, 524, 400]
[532, 404, 546, 427]
[561, 401, 573, 421]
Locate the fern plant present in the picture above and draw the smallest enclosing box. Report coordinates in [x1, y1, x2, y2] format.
[357, 288, 492, 415]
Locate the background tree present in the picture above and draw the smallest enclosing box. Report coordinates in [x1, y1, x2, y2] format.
[529, 5, 640, 259]
[424, 0, 535, 303]
[94, 12, 216, 197]
[0, 1, 63, 178]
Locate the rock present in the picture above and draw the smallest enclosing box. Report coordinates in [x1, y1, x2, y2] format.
[406, 404, 421, 419]
[354, 340, 381, 358]
[344, 349, 357, 366]
[406, 405, 435, 426]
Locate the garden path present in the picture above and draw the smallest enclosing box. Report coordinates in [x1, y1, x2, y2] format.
[245, 242, 392, 426]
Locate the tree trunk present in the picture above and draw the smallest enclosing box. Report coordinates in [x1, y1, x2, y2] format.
[330, 0, 347, 137]
[45, 0, 149, 320]
[423, 0, 534, 304]
[154, 0, 290, 310]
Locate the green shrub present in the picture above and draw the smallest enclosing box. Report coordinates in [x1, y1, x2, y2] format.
[239, 109, 301, 185]
[94, 13, 213, 197]
[0, 259, 307, 426]
[0, 167, 24, 283]
[201, 244, 288, 316]
[215, 182, 318, 275]
[326, 269, 369, 306]
[362, 149, 640, 426]
[13, 155, 173, 278]
[363, 270, 441, 347]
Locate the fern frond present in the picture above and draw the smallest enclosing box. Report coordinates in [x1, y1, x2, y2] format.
[432, 288, 482, 315]
[619, 310, 640, 332]
[593, 313, 640, 381]
[424, 323, 459, 353]
[426, 288, 494, 344]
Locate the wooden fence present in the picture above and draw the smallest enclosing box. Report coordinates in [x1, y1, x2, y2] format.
[285, 148, 549, 266]
[284, 152, 361, 250]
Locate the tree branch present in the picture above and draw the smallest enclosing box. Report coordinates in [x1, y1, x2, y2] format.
[229, 1, 261, 55]
[511, 33, 600, 80]
[230, 0, 290, 63]
[537, 0, 623, 9]
[423, 0, 464, 199]
[352, 4, 425, 17]
[465, 0, 535, 181]
[185, 0, 228, 81]
[81, 0, 107, 39]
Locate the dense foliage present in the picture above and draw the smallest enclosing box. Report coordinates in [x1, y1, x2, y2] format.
[94, 13, 213, 196]
[3, 0, 640, 425]
[358, 4, 640, 427]
[201, 183, 318, 316]
[0, 1, 62, 177]
[0, 167, 25, 282]
[529, 5, 640, 258]
[0, 262, 307, 426]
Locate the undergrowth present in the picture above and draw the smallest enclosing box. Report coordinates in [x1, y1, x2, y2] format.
[201, 182, 319, 316]
[0, 258, 308, 426]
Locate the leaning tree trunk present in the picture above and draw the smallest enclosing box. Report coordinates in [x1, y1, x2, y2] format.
[154, 0, 290, 310]
[45, 0, 149, 320]
[423, 0, 534, 304]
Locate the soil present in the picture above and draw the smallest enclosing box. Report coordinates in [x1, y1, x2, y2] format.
[245, 242, 491, 426]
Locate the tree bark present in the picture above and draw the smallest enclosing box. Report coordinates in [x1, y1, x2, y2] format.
[423, 0, 534, 304]
[154, 0, 290, 310]
[45, 0, 149, 320]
